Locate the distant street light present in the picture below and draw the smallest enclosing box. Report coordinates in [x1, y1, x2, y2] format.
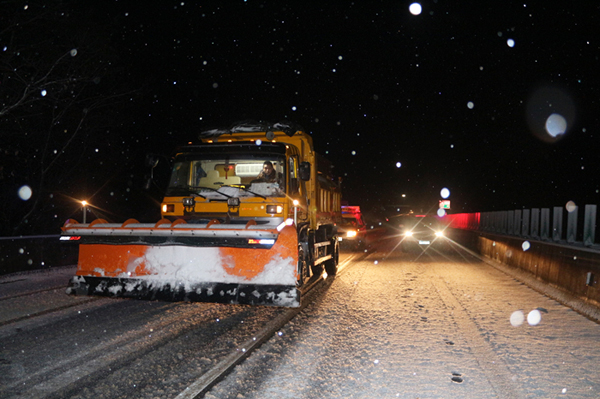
[81, 200, 88, 224]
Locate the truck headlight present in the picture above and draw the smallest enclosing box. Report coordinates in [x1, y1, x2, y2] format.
[266, 205, 283, 214]
[227, 197, 240, 207]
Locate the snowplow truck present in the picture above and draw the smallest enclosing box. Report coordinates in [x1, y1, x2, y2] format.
[61, 122, 342, 307]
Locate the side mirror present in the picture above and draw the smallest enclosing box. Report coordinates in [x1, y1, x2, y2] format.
[145, 154, 160, 168]
[144, 154, 160, 191]
[299, 162, 311, 181]
[144, 175, 153, 191]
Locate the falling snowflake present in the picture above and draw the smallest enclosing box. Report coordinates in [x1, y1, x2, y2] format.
[409, 3, 422, 15]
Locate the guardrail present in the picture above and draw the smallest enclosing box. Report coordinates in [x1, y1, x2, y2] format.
[446, 204, 598, 249]
[445, 204, 600, 309]
[0, 235, 78, 276]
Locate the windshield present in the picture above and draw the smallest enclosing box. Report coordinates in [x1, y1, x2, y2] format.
[166, 155, 286, 199]
[341, 215, 364, 229]
[398, 216, 443, 232]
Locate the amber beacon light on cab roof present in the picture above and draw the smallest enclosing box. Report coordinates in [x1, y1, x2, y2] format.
[61, 121, 342, 307]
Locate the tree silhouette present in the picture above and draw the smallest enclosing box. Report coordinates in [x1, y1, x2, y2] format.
[0, 1, 140, 235]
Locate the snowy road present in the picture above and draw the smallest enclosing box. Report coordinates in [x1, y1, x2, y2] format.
[1, 236, 599, 399]
[0, 269, 293, 399]
[206, 238, 600, 399]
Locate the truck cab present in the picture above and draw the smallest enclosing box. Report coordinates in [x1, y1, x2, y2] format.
[338, 205, 367, 250]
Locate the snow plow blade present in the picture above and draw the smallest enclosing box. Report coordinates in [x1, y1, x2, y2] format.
[61, 219, 301, 307]
[66, 276, 299, 306]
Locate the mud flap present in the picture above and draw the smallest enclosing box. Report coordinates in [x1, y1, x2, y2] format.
[66, 275, 301, 307]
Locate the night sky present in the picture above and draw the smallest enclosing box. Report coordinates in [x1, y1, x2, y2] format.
[2, 1, 599, 234]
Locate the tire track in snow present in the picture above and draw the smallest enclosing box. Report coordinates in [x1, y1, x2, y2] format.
[201, 254, 373, 398]
[429, 270, 524, 399]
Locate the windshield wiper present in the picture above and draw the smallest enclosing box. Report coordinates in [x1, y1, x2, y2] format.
[221, 185, 267, 199]
[166, 185, 207, 198]
[189, 186, 233, 199]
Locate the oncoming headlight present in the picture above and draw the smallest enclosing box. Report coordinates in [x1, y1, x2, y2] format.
[346, 230, 357, 238]
[404, 231, 413, 237]
[435, 231, 444, 237]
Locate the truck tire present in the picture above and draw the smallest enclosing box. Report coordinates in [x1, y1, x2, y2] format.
[325, 238, 339, 276]
[297, 245, 308, 287]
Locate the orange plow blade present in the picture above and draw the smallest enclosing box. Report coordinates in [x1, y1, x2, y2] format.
[61, 219, 301, 307]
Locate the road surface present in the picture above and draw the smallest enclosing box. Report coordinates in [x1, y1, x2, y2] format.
[1, 235, 599, 398]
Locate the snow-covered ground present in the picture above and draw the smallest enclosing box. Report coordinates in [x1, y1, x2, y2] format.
[205, 241, 600, 398]
[1, 239, 599, 398]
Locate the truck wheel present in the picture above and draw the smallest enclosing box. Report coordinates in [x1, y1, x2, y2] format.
[297, 246, 308, 287]
[325, 239, 339, 276]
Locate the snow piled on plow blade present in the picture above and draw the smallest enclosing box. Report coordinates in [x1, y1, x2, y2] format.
[67, 276, 300, 307]
[65, 225, 301, 307]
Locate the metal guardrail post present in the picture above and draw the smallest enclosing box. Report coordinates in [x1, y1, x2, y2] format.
[514, 210, 522, 237]
[531, 208, 540, 239]
[567, 206, 578, 244]
[522, 209, 530, 237]
[552, 207, 563, 242]
[496, 211, 502, 233]
[583, 204, 597, 247]
[507, 210, 514, 235]
[540, 208, 550, 241]
[482, 212, 490, 232]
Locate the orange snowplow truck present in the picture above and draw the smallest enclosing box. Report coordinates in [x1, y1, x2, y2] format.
[61, 122, 342, 307]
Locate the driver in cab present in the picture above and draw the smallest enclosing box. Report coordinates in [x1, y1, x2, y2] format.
[255, 161, 283, 187]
